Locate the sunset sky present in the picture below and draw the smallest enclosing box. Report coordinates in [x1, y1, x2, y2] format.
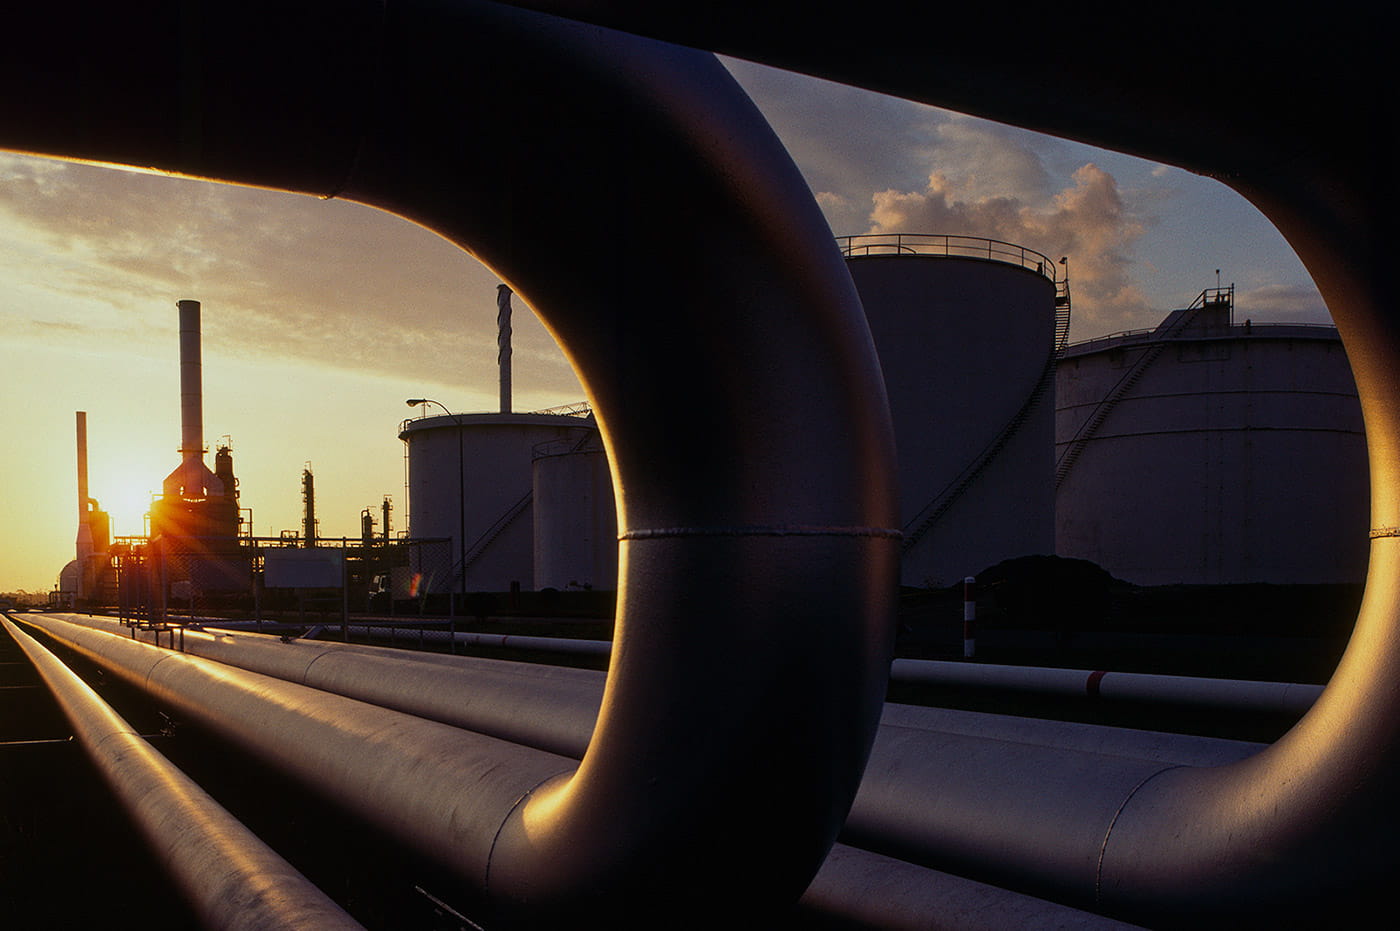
[0, 57, 1326, 593]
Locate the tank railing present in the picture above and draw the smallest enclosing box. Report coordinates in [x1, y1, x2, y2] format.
[836, 233, 1060, 284]
[531, 400, 595, 418]
[1191, 284, 1234, 315]
[1064, 327, 1161, 354]
[533, 431, 604, 459]
[1066, 320, 1337, 355]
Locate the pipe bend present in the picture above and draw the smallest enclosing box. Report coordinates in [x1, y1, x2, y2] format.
[346, 5, 900, 918]
[1, 1, 898, 921]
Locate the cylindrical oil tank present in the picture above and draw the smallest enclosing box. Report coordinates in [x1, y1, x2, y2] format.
[1055, 301, 1368, 585]
[843, 234, 1059, 588]
[533, 435, 618, 591]
[399, 412, 599, 592]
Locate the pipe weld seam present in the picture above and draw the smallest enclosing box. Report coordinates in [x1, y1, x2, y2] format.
[1094, 763, 1184, 906]
[144, 651, 181, 692]
[483, 767, 576, 888]
[300, 648, 338, 686]
[620, 525, 903, 540]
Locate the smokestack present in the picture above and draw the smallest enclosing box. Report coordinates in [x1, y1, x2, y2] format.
[302, 466, 317, 548]
[162, 299, 223, 499]
[497, 284, 513, 413]
[178, 299, 204, 462]
[75, 412, 93, 595]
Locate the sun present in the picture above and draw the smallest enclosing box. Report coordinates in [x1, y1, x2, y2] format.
[91, 460, 163, 540]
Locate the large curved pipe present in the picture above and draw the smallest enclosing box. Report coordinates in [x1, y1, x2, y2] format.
[0, 2, 898, 922]
[484, 4, 1400, 924]
[0, 616, 365, 930]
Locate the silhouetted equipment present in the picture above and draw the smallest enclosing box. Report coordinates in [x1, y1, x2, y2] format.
[498, 283, 513, 414]
[3, 1, 1397, 927]
[147, 300, 245, 597]
[61, 410, 113, 604]
[301, 466, 317, 548]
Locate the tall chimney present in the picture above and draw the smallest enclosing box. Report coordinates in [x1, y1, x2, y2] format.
[302, 466, 317, 548]
[74, 411, 93, 596]
[178, 299, 204, 463]
[497, 284, 513, 413]
[162, 299, 223, 499]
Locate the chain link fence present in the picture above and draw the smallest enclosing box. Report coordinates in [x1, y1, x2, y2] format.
[111, 537, 454, 627]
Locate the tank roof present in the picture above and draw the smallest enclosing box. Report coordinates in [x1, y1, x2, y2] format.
[398, 410, 596, 440]
[837, 233, 1061, 285]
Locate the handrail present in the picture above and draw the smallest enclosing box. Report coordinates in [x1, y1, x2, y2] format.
[836, 233, 1060, 284]
[1064, 320, 1337, 357]
[532, 400, 594, 418]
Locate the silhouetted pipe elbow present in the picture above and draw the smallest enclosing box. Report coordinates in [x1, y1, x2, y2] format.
[0, 1, 898, 923]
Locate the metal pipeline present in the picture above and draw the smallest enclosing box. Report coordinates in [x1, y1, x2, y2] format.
[0, 615, 365, 931]
[0, 3, 898, 920]
[43, 613, 1267, 767]
[889, 658, 1323, 717]
[12, 613, 584, 909]
[481, 4, 1400, 925]
[52, 613, 605, 759]
[22, 611, 1255, 930]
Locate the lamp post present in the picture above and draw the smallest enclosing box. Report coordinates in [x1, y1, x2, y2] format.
[406, 398, 466, 616]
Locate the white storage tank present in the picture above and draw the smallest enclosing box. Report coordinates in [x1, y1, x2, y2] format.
[533, 432, 618, 591]
[1055, 290, 1368, 585]
[843, 234, 1062, 588]
[399, 411, 599, 592]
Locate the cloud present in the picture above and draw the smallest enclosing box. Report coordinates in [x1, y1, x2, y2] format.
[920, 120, 1052, 203]
[723, 58, 946, 234]
[1234, 283, 1330, 324]
[0, 154, 584, 401]
[868, 158, 1150, 335]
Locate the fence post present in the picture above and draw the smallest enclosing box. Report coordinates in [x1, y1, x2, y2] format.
[963, 576, 976, 659]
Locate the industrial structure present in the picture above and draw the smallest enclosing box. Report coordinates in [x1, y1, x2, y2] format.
[842, 234, 1066, 587]
[399, 282, 618, 595]
[6, 4, 1400, 929]
[143, 300, 248, 596]
[399, 409, 603, 594]
[1055, 288, 1367, 585]
[56, 412, 112, 605]
[406, 234, 1068, 595]
[54, 300, 444, 620]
